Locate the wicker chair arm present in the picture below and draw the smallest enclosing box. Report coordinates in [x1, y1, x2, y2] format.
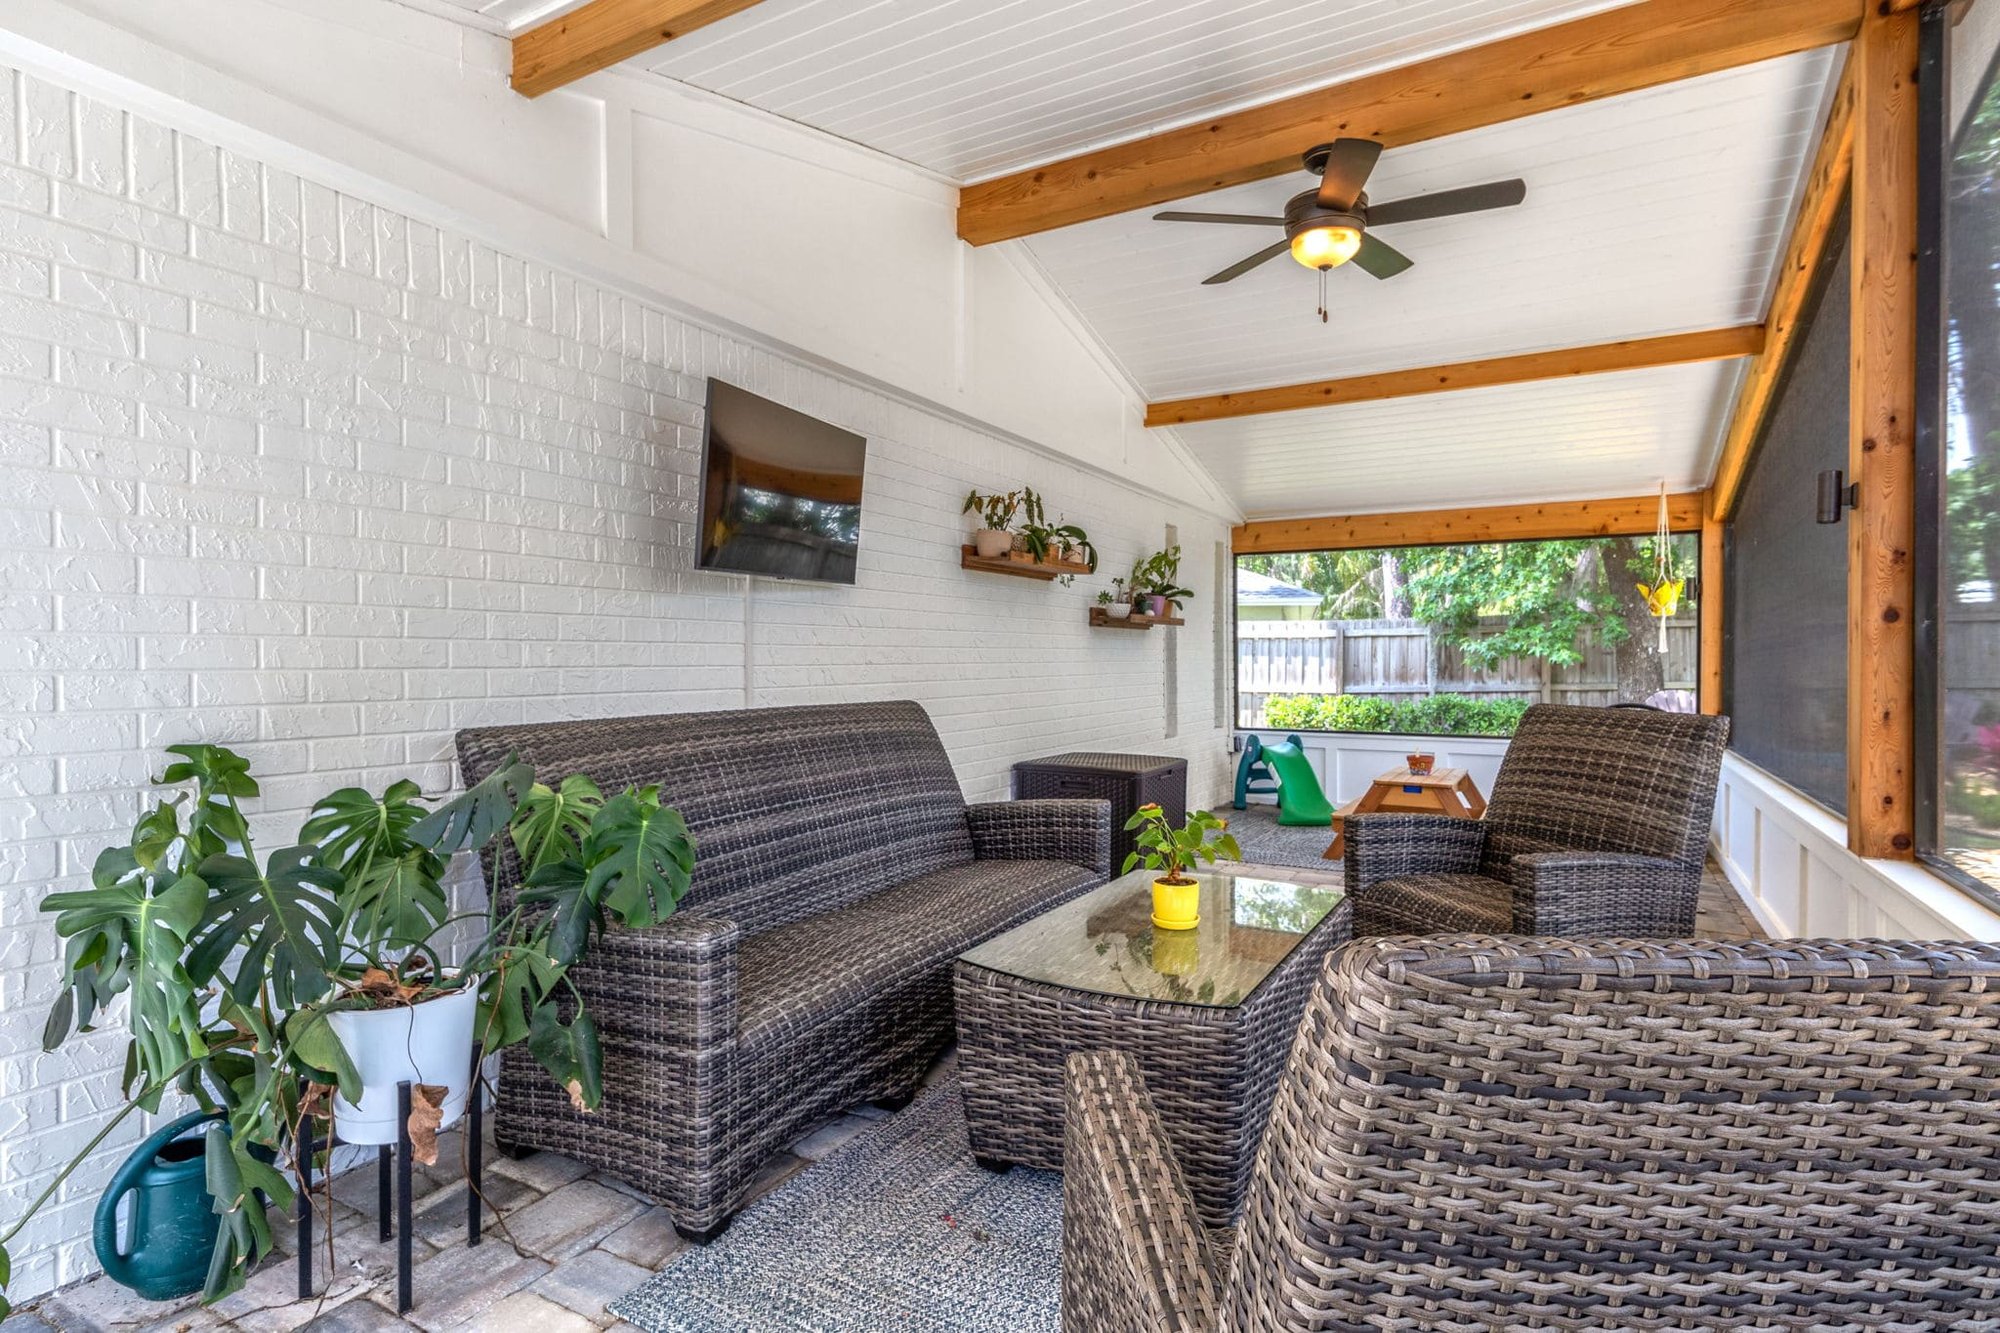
[576, 911, 743, 1044]
[1343, 812, 1488, 891]
[1509, 851, 1694, 936]
[966, 799, 1112, 878]
[1061, 1051, 1222, 1333]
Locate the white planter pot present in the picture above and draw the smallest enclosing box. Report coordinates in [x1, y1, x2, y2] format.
[972, 528, 1013, 559]
[324, 987, 478, 1146]
[1106, 604, 1132, 620]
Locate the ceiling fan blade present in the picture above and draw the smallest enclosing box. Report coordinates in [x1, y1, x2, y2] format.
[1351, 233, 1414, 280]
[1153, 211, 1285, 226]
[1366, 179, 1527, 228]
[1316, 138, 1383, 211]
[1202, 240, 1291, 285]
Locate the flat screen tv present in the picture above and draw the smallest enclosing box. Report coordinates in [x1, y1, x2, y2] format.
[695, 380, 866, 584]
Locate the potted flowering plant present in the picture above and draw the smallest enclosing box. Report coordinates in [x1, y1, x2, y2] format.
[1122, 804, 1240, 931]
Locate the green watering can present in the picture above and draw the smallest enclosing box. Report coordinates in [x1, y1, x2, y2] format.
[93, 1111, 223, 1302]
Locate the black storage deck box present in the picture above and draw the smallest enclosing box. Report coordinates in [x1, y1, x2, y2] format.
[1011, 752, 1188, 872]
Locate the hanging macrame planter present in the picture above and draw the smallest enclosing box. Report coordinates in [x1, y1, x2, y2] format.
[1635, 482, 1684, 654]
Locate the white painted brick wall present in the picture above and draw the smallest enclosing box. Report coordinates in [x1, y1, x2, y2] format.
[0, 65, 1231, 1300]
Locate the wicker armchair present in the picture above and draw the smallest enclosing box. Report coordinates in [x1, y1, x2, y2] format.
[1063, 935, 2000, 1332]
[1346, 702, 1729, 938]
[457, 700, 1110, 1241]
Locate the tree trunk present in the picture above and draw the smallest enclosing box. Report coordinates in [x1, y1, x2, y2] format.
[1950, 175, 2000, 471]
[1378, 552, 1407, 619]
[1609, 574, 1668, 703]
[1948, 169, 2000, 589]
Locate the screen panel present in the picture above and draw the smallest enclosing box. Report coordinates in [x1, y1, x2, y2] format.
[1725, 216, 1851, 813]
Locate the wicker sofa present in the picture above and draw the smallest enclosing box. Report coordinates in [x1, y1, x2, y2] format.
[456, 700, 1110, 1240]
[1063, 934, 2000, 1332]
[1346, 702, 1729, 939]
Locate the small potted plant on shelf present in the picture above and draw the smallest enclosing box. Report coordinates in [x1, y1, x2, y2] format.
[1017, 488, 1056, 566]
[962, 489, 1021, 559]
[1122, 804, 1241, 931]
[1019, 495, 1098, 586]
[0, 744, 695, 1315]
[1050, 522, 1097, 575]
[1130, 546, 1195, 620]
[1095, 589, 1132, 621]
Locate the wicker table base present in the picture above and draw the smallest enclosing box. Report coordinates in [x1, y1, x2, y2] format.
[953, 894, 1351, 1229]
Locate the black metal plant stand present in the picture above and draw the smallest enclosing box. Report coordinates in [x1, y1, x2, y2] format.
[296, 1051, 485, 1315]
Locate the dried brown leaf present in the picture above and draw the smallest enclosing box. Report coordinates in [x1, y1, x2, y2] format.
[298, 1081, 332, 1125]
[355, 967, 401, 999]
[407, 1083, 446, 1165]
[565, 1079, 590, 1114]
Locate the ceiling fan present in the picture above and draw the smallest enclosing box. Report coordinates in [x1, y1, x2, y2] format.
[1154, 138, 1526, 317]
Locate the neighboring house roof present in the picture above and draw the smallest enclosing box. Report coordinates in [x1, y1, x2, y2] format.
[1236, 570, 1319, 607]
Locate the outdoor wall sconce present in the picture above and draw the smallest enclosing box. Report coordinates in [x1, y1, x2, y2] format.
[1816, 469, 1859, 524]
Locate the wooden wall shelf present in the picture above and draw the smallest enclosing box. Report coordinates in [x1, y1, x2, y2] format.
[960, 545, 1090, 582]
[1090, 607, 1185, 631]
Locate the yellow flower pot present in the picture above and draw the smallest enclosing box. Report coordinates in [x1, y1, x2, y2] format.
[1151, 878, 1200, 931]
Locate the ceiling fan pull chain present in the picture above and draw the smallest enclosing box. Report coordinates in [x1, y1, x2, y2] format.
[1318, 266, 1329, 324]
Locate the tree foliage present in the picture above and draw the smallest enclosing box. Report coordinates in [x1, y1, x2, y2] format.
[1242, 534, 1696, 675]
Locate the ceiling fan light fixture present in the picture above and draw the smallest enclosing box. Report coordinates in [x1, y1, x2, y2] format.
[1289, 224, 1361, 271]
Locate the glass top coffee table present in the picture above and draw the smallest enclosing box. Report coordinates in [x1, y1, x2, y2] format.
[953, 867, 1349, 1228]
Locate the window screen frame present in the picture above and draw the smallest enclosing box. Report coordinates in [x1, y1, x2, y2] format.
[1230, 533, 1704, 739]
[1915, 0, 2000, 911]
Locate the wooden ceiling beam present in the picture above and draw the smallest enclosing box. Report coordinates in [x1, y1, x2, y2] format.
[1233, 492, 1705, 556]
[1707, 53, 1856, 522]
[1146, 326, 1763, 428]
[512, 0, 768, 98]
[957, 0, 1864, 246]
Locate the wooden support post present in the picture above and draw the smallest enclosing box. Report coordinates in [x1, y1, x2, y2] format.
[1700, 511, 1726, 716]
[1847, 3, 1920, 858]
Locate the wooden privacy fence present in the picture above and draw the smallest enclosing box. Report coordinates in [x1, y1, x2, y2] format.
[1944, 602, 2000, 722]
[1237, 616, 1698, 726]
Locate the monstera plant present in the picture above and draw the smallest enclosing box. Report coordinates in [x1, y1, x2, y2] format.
[0, 744, 694, 1315]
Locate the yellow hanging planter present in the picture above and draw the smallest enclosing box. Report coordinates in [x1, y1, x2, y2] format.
[1636, 577, 1684, 619]
[1638, 483, 1683, 654]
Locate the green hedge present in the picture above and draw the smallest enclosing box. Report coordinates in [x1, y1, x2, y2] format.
[1260, 693, 1530, 737]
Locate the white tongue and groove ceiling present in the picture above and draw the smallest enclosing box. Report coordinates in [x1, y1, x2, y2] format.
[637, 0, 1640, 182]
[1178, 362, 1743, 518]
[405, 0, 1841, 521]
[1025, 48, 1837, 518]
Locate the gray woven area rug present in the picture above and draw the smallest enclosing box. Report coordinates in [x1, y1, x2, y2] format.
[610, 1080, 1061, 1332]
[1227, 801, 1340, 870]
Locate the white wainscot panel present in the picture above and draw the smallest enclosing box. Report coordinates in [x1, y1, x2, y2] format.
[1800, 849, 1855, 938]
[1712, 752, 2000, 942]
[1752, 822, 1804, 935]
